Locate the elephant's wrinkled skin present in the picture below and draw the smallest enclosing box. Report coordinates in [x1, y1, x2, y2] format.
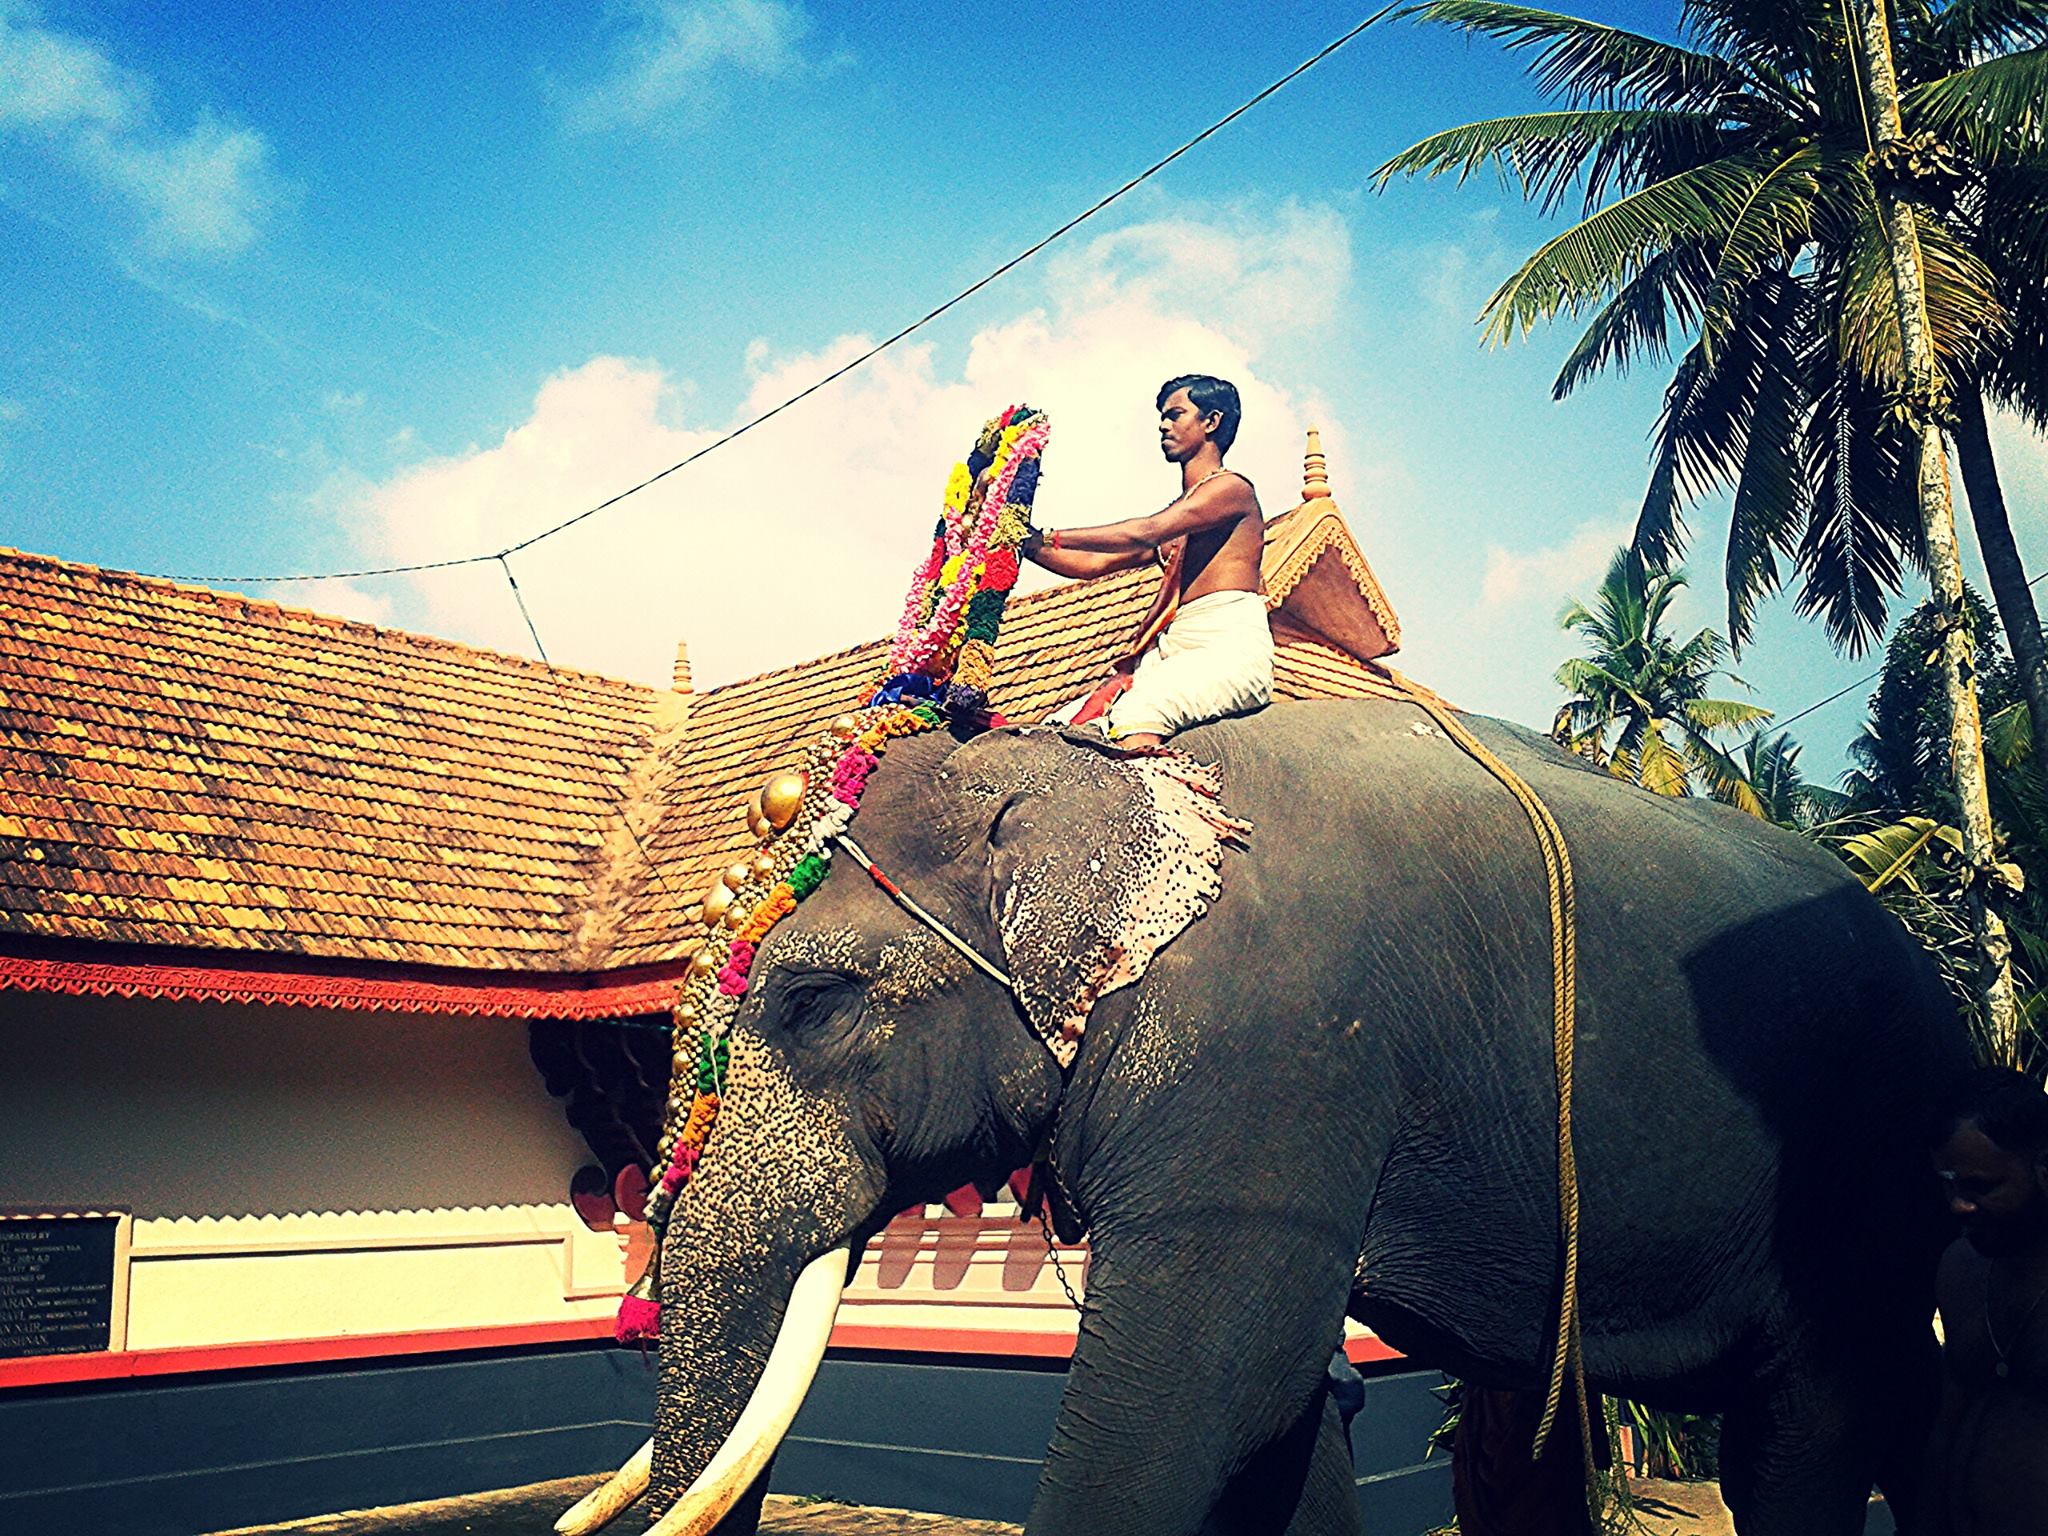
[649, 698, 1967, 1536]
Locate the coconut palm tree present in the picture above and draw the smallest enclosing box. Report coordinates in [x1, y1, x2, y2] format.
[1552, 547, 1772, 809]
[1741, 729, 1845, 828]
[1375, 0, 2044, 1050]
[1374, 0, 2045, 664]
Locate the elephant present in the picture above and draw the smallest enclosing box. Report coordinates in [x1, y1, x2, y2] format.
[568, 696, 1970, 1536]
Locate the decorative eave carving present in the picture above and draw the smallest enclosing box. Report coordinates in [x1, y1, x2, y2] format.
[1258, 428, 1401, 663]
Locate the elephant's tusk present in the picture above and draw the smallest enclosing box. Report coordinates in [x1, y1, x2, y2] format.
[640, 1245, 849, 1536]
[553, 1439, 651, 1536]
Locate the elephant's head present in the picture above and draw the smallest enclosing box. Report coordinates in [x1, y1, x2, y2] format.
[568, 723, 1247, 1535]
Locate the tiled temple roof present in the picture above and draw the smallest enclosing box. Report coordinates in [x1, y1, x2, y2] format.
[0, 431, 1424, 978]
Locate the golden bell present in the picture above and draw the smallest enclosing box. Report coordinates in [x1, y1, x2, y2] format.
[686, 949, 717, 979]
[749, 814, 773, 840]
[830, 715, 858, 739]
[674, 1003, 700, 1028]
[701, 883, 735, 925]
[762, 771, 807, 830]
[750, 850, 777, 879]
[723, 903, 750, 931]
[725, 862, 752, 891]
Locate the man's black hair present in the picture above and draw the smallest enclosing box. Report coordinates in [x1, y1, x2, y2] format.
[1936, 1065, 2048, 1155]
[1157, 374, 1242, 455]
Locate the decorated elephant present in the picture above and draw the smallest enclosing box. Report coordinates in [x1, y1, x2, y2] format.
[566, 697, 1968, 1536]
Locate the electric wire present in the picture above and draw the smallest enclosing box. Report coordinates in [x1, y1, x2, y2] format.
[1767, 564, 2048, 737]
[151, 6, 1398, 590]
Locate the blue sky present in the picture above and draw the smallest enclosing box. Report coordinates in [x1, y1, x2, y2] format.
[4, 0, 2044, 778]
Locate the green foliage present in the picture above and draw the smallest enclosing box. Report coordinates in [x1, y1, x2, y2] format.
[1615, 1399, 1720, 1482]
[1739, 729, 1846, 829]
[1553, 547, 1772, 811]
[1826, 590, 2047, 1071]
[1378, 0, 2048, 655]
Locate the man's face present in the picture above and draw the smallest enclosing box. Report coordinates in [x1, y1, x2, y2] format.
[1935, 1118, 2048, 1258]
[1158, 389, 1217, 464]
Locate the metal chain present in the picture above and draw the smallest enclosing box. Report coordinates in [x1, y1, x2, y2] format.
[1036, 1207, 1083, 1313]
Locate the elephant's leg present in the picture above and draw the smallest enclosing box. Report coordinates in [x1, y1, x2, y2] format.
[1718, 1351, 1880, 1536]
[1026, 1234, 1357, 1536]
[1210, 1389, 1364, 1536]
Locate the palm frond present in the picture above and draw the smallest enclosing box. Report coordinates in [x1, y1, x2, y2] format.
[1636, 719, 1693, 795]
[1723, 312, 1812, 651]
[1480, 152, 1772, 342]
[1686, 731, 1770, 816]
[1684, 696, 1774, 728]
[1989, 698, 2034, 766]
[1839, 814, 1964, 892]
[1553, 244, 1715, 395]
[1923, 0, 2048, 62]
[1681, 0, 1833, 91]
[1634, 269, 1807, 570]
[1371, 110, 1731, 215]
[1400, 1, 1749, 109]
[1696, 141, 1848, 362]
[1837, 187, 2007, 394]
[1981, 163, 2048, 421]
[1908, 45, 2048, 163]
[1793, 368, 1918, 654]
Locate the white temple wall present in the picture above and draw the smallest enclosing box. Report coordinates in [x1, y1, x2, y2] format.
[0, 991, 618, 1351]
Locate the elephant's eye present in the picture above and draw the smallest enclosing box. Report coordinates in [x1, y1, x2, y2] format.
[771, 972, 864, 1038]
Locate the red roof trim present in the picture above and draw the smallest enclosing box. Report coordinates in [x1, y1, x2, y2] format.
[0, 943, 683, 1020]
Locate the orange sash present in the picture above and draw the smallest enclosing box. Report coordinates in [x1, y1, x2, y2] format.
[1069, 539, 1184, 727]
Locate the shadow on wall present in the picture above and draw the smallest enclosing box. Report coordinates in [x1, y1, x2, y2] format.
[0, 991, 593, 1218]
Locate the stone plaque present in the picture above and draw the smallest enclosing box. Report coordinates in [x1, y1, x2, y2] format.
[0, 1214, 121, 1359]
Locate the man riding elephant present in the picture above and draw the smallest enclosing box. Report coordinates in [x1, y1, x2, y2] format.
[1026, 374, 1273, 748]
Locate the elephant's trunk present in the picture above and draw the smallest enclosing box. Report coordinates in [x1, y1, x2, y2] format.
[639, 1244, 847, 1536]
[556, 1246, 849, 1536]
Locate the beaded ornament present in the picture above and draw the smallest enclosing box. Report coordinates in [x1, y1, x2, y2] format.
[615, 405, 1050, 1343]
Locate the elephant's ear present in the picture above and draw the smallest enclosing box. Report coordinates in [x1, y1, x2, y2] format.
[989, 731, 1251, 1067]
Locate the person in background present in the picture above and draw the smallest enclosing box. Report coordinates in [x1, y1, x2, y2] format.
[1919, 1065, 2048, 1535]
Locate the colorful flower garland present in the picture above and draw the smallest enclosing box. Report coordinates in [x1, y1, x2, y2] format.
[616, 406, 1049, 1344]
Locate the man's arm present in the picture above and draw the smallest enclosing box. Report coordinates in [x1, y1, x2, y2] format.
[1042, 474, 1255, 557]
[1020, 535, 1156, 580]
[1021, 473, 1258, 577]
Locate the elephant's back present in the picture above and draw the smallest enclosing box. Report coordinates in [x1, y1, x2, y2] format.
[1177, 698, 1964, 1318]
[1182, 696, 1959, 1082]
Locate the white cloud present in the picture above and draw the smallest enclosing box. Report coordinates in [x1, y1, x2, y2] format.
[1041, 200, 1351, 344]
[1480, 516, 1629, 611]
[289, 578, 396, 630]
[324, 389, 367, 414]
[560, 0, 825, 132]
[0, 4, 281, 257]
[332, 205, 1350, 693]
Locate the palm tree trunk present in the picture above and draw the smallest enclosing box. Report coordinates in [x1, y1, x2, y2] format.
[1851, 0, 2019, 1061]
[1954, 385, 2048, 755]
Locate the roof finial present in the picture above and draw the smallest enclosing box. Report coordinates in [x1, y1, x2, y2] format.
[1303, 427, 1332, 501]
[672, 641, 693, 695]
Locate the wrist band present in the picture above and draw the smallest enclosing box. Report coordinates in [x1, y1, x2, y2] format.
[1051, 529, 1063, 552]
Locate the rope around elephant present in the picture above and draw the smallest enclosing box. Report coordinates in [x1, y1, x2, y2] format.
[1391, 671, 1591, 1490]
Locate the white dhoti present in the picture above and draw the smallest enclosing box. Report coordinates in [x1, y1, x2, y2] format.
[1051, 589, 1274, 740]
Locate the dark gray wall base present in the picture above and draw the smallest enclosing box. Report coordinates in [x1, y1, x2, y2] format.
[0, 1345, 1455, 1536]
